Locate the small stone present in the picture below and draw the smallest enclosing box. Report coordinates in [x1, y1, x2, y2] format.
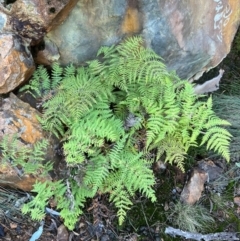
[57, 224, 69, 241]
[10, 223, 17, 229]
[234, 197, 240, 206]
[180, 168, 208, 205]
[175, 186, 182, 193]
[164, 202, 169, 211]
[198, 159, 224, 182]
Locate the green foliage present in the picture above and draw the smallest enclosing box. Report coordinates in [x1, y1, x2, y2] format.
[20, 36, 231, 229]
[22, 180, 71, 222]
[20, 63, 69, 98]
[20, 65, 50, 98]
[24, 179, 84, 231]
[0, 135, 52, 176]
[211, 94, 240, 161]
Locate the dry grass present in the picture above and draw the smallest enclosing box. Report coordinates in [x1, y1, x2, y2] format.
[167, 201, 215, 233]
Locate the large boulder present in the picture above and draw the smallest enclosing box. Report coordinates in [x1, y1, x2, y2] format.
[44, 0, 126, 65]
[142, 0, 240, 80]
[40, 0, 240, 80]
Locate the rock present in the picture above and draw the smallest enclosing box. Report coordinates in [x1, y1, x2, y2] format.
[180, 160, 226, 204]
[0, 165, 48, 192]
[34, 36, 60, 65]
[234, 197, 240, 206]
[180, 168, 208, 205]
[0, 93, 43, 143]
[0, 93, 58, 191]
[0, 33, 35, 94]
[9, 0, 78, 44]
[0, 0, 239, 93]
[0, 7, 9, 31]
[143, 0, 240, 80]
[193, 69, 225, 95]
[198, 160, 224, 182]
[197, 159, 229, 194]
[57, 224, 69, 241]
[44, 0, 126, 65]
[41, 0, 240, 80]
[0, 0, 78, 93]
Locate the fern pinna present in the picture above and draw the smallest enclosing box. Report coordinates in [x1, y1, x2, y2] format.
[21, 36, 231, 229]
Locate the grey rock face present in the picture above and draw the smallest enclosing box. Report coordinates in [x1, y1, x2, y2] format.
[43, 0, 240, 80]
[46, 0, 126, 65]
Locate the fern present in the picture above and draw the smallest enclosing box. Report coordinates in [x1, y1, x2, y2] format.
[0, 135, 52, 176]
[39, 67, 111, 137]
[84, 155, 109, 195]
[102, 151, 156, 225]
[63, 63, 76, 78]
[20, 36, 231, 229]
[51, 62, 63, 89]
[22, 180, 66, 221]
[20, 65, 50, 98]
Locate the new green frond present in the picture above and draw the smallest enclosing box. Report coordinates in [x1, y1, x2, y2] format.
[0, 135, 52, 176]
[20, 65, 50, 97]
[51, 62, 63, 89]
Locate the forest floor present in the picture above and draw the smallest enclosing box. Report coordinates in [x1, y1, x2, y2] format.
[1, 156, 240, 241]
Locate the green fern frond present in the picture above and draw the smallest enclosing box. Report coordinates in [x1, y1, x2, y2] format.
[125, 155, 156, 201]
[157, 136, 186, 171]
[63, 63, 76, 78]
[69, 101, 124, 145]
[111, 189, 132, 225]
[204, 116, 231, 128]
[51, 62, 63, 89]
[30, 139, 48, 162]
[84, 155, 109, 194]
[201, 127, 232, 161]
[108, 137, 127, 168]
[0, 134, 19, 162]
[22, 181, 56, 219]
[60, 207, 82, 230]
[21, 206, 45, 221]
[41, 98, 74, 137]
[38, 65, 51, 92]
[63, 140, 85, 165]
[102, 150, 156, 224]
[0, 135, 52, 175]
[20, 65, 50, 97]
[97, 44, 116, 58]
[87, 59, 107, 77]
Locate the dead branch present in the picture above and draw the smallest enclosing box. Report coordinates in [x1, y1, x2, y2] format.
[165, 226, 239, 241]
[194, 69, 224, 95]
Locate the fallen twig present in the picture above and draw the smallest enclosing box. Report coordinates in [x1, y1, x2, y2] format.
[165, 226, 239, 241]
[194, 69, 224, 95]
